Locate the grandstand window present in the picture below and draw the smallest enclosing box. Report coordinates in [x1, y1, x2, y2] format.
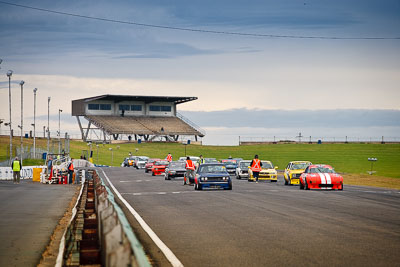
[119, 104, 130, 111]
[88, 104, 100, 110]
[131, 105, 142, 111]
[149, 105, 161, 112]
[100, 104, 111, 110]
[161, 106, 172, 112]
[150, 105, 172, 112]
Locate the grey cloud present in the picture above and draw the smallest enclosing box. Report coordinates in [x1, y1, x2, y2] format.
[180, 109, 400, 128]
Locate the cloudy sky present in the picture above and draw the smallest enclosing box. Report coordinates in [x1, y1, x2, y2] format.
[0, 0, 399, 145]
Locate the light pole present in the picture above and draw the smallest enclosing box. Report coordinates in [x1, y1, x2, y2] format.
[47, 97, 51, 154]
[58, 109, 63, 154]
[33, 88, 38, 158]
[19, 80, 24, 161]
[7, 70, 13, 164]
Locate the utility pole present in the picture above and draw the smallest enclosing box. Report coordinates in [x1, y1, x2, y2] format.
[58, 109, 63, 154]
[47, 97, 51, 154]
[19, 81, 24, 161]
[7, 70, 13, 164]
[33, 88, 38, 158]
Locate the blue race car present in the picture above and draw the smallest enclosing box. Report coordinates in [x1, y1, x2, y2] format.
[194, 163, 232, 190]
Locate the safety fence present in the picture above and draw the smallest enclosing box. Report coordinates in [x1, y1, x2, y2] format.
[239, 135, 400, 145]
[56, 169, 151, 267]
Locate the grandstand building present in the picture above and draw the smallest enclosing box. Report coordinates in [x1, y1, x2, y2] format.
[71, 94, 205, 143]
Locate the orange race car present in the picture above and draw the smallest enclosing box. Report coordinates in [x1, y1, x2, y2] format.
[299, 164, 344, 190]
[151, 160, 169, 176]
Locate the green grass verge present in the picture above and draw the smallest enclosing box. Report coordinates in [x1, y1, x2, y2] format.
[69, 141, 399, 179]
[1, 136, 399, 179]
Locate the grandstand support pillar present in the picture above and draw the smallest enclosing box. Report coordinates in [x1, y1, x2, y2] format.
[195, 135, 198, 142]
[85, 121, 92, 141]
[76, 116, 86, 142]
[174, 135, 179, 141]
[134, 134, 137, 141]
[113, 134, 119, 140]
[144, 135, 149, 141]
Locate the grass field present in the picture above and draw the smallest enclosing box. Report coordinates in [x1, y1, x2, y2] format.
[1, 136, 399, 188]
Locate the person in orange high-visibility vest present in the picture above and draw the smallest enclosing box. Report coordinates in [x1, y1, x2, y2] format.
[250, 154, 262, 183]
[166, 153, 173, 162]
[67, 159, 74, 184]
[185, 156, 195, 185]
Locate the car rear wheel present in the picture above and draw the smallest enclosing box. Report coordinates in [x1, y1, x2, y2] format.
[284, 178, 288, 185]
[145, 169, 148, 173]
[305, 179, 310, 190]
[339, 184, 344, 190]
[152, 172, 155, 176]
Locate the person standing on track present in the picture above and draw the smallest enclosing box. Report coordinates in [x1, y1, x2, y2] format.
[166, 153, 173, 162]
[250, 154, 262, 183]
[67, 159, 74, 184]
[199, 155, 205, 165]
[185, 156, 195, 185]
[11, 157, 22, 184]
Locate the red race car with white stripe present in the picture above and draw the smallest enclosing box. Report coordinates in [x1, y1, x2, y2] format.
[299, 164, 343, 190]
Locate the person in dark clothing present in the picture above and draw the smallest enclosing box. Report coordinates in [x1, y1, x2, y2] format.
[250, 154, 263, 183]
[11, 157, 22, 184]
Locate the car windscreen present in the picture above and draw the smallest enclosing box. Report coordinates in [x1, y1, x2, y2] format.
[292, 163, 310, 170]
[309, 167, 335, 173]
[155, 161, 169, 166]
[199, 165, 227, 173]
[261, 161, 273, 169]
[138, 157, 148, 161]
[170, 162, 185, 168]
[240, 161, 251, 168]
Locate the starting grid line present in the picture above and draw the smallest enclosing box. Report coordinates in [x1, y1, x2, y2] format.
[120, 189, 288, 196]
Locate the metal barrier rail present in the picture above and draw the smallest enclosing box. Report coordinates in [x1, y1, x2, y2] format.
[55, 169, 151, 267]
[94, 171, 151, 267]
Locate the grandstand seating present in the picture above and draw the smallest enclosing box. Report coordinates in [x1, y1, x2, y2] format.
[85, 115, 202, 136]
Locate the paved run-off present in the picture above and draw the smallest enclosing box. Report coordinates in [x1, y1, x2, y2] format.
[0, 181, 78, 267]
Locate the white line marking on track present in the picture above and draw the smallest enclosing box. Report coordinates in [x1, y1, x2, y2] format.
[120, 180, 132, 183]
[101, 169, 184, 267]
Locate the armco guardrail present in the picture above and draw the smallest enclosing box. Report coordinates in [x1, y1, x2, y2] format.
[57, 169, 151, 267]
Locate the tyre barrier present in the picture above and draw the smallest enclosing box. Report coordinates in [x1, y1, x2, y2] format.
[56, 169, 151, 267]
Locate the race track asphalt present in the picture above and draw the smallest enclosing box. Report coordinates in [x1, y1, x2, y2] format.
[0, 181, 77, 267]
[101, 167, 400, 267]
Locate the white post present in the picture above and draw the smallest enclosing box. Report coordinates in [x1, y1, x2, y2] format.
[47, 97, 51, 154]
[7, 70, 13, 164]
[58, 109, 62, 154]
[20, 81, 24, 162]
[33, 88, 37, 159]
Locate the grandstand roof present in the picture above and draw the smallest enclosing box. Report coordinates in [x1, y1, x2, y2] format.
[75, 94, 197, 104]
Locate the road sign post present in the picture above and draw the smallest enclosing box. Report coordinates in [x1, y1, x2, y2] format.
[367, 158, 378, 175]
